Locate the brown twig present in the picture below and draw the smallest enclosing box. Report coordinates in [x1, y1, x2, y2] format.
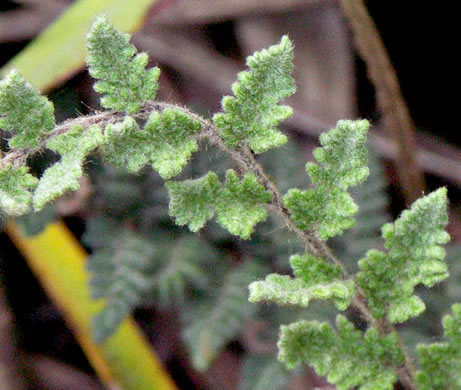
[339, 0, 425, 205]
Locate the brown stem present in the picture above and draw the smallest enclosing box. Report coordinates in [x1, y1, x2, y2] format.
[339, 0, 425, 206]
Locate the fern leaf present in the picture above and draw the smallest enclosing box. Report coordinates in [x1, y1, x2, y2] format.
[86, 16, 160, 114]
[184, 261, 267, 371]
[103, 116, 149, 172]
[144, 109, 202, 178]
[87, 228, 156, 342]
[0, 70, 55, 148]
[167, 170, 270, 238]
[213, 36, 295, 153]
[357, 188, 449, 323]
[33, 125, 104, 210]
[0, 165, 38, 216]
[103, 110, 201, 178]
[283, 120, 369, 239]
[416, 303, 461, 389]
[278, 315, 404, 390]
[215, 170, 271, 239]
[249, 253, 354, 310]
[167, 171, 221, 232]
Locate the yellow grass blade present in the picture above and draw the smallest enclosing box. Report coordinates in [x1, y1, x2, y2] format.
[5, 221, 178, 390]
[1, 0, 158, 91]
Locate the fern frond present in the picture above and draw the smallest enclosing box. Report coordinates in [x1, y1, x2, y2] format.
[86, 16, 160, 114]
[283, 119, 369, 239]
[150, 235, 213, 307]
[33, 125, 104, 210]
[213, 36, 295, 154]
[2, 17, 457, 388]
[184, 261, 267, 371]
[415, 303, 461, 389]
[358, 188, 449, 323]
[278, 315, 404, 390]
[86, 227, 156, 342]
[249, 253, 354, 310]
[0, 165, 38, 216]
[0, 70, 55, 148]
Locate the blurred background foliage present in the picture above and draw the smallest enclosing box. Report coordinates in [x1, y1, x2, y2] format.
[1, 1, 460, 389]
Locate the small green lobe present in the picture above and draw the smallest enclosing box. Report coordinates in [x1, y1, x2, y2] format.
[103, 109, 201, 179]
[33, 125, 104, 210]
[416, 303, 461, 389]
[167, 172, 221, 232]
[0, 164, 38, 216]
[249, 253, 354, 310]
[0, 70, 55, 148]
[213, 35, 295, 153]
[215, 170, 271, 239]
[87, 16, 160, 114]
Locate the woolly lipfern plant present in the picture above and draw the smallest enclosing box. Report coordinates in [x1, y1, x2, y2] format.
[1, 16, 459, 389]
